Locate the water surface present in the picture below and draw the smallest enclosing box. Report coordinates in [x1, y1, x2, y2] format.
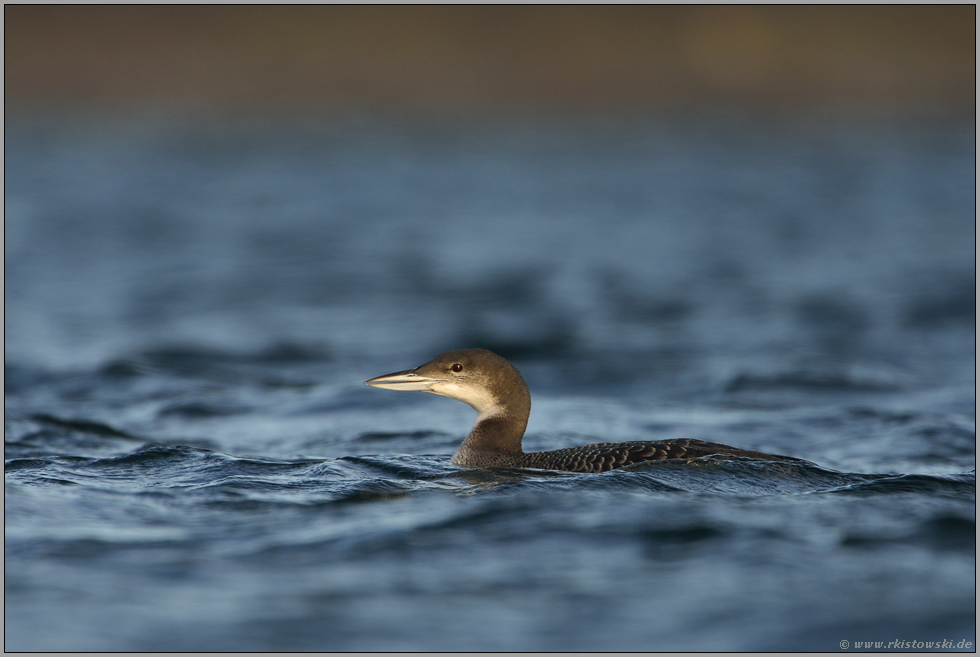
[5, 112, 975, 650]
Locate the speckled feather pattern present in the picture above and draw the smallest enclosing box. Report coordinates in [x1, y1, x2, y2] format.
[515, 438, 801, 473]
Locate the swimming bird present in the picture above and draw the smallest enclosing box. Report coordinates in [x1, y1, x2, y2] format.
[365, 348, 801, 473]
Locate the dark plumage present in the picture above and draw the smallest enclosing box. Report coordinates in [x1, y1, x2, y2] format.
[519, 438, 799, 473]
[365, 348, 801, 473]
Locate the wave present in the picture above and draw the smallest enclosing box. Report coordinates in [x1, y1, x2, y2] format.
[7, 440, 974, 503]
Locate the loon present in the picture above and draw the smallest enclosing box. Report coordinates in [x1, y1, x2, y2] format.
[364, 348, 801, 473]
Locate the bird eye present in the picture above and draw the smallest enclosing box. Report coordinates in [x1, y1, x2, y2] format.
[451, 363, 463, 372]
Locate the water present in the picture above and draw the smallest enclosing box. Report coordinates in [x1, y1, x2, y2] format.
[5, 111, 975, 651]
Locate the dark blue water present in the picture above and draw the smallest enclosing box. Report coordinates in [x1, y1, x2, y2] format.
[5, 112, 975, 651]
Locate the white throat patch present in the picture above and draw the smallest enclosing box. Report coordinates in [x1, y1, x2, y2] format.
[427, 381, 498, 412]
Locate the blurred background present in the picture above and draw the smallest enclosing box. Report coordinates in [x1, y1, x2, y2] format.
[5, 5, 976, 652]
[5, 5, 975, 112]
[5, 5, 976, 370]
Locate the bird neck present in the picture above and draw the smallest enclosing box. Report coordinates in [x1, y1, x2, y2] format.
[459, 407, 529, 456]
